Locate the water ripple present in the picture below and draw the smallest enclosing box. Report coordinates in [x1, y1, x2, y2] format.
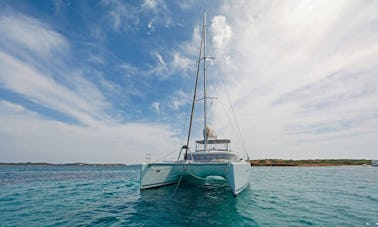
[0, 165, 377, 226]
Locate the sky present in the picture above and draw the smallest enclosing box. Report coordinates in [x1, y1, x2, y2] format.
[0, 0, 377, 164]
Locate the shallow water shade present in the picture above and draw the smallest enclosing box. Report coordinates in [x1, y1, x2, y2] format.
[0, 165, 377, 226]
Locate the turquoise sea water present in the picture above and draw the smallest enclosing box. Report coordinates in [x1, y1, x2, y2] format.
[0, 165, 377, 226]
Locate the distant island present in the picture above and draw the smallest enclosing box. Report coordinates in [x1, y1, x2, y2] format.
[0, 162, 127, 166]
[250, 159, 372, 166]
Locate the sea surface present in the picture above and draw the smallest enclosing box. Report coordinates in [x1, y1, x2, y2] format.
[0, 165, 377, 226]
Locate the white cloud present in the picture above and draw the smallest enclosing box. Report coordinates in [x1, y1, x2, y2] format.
[1, 1, 377, 164]
[53, 0, 70, 14]
[150, 52, 168, 78]
[0, 100, 178, 164]
[170, 89, 190, 110]
[148, 50, 195, 79]
[0, 12, 123, 127]
[102, 0, 172, 32]
[147, 20, 155, 34]
[145, 21, 202, 79]
[208, 0, 378, 159]
[101, 0, 139, 31]
[142, 0, 157, 9]
[0, 51, 110, 126]
[0, 11, 180, 164]
[211, 15, 232, 51]
[119, 62, 139, 76]
[0, 13, 68, 57]
[141, 0, 172, 28]
[88, 54, 105, 65]
[177, 0, 195, 10]
[172, 51, 192, 72]
[152, 102, 160, 113]
[0, 100, 26, 113]
[182, 25, 202, 58]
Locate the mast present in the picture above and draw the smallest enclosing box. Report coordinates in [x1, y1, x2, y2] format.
[203, 11, 208, 152]
[178, 11, 208, 161]
[180, 13, 204, 161]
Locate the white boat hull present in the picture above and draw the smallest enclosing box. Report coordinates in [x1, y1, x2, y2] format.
[140, 161, 251, 195]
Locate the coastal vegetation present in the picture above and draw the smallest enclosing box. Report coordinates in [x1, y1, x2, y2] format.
[250, 159, 372, 166]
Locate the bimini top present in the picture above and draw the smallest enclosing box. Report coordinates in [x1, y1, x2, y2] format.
[195, 139, 231, 144]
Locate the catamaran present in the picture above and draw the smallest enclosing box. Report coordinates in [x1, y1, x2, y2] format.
[140, 12, 251, 196]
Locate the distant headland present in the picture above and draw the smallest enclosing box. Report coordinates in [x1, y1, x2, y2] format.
[0, 162, 127, 166]
[249, 159, 372, 166]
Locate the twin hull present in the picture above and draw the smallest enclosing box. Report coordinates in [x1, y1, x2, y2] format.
[140, 162, 251, 195]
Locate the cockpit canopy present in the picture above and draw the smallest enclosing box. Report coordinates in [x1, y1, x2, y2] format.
[195, 139, 231, 152]
[183, 139, 239, 162]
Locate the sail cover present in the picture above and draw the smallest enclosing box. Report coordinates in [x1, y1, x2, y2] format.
[203, 126, 217, 138]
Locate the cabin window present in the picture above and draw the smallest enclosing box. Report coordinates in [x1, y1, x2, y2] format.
[188, 153, 238, 161]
